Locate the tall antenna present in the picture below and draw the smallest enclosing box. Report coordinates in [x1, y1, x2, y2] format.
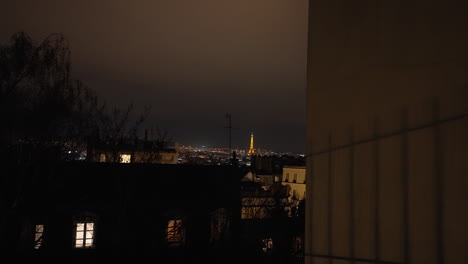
[224, 113, 239, 158]
[225, 113, 232, 150]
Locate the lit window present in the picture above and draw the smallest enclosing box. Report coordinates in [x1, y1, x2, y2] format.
[261, 238, 273, 254]
[167, 219, 184, 246]
[99, 153, 106, 162]
[74, 222, 95, 248]
[120, 154, 131, 163]
[34, 224, 44, 249]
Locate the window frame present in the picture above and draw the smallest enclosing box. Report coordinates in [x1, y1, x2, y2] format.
[166, 218, 185, 247]
[72, 213, 98, 249]
[74, 222, 95, 249]
[261, 237, 274, 254]
[34, 224, 44, 249]
[119, 153, 132, 163]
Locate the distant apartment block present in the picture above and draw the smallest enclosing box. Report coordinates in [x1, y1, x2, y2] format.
[89, 139, 179, 164]
[281, 166, 306, 201]
[1, 162, 241, 262]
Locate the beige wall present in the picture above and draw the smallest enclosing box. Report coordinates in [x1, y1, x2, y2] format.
[306, 1, 468, 263]
[282, 166, 306, 200]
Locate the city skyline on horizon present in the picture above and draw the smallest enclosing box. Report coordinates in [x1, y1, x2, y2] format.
[176, 132, 305, 155]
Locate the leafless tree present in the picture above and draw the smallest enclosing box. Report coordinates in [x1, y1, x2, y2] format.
[0, 32, 105, 162]
[94, 106, 175, 164]
[1, 32, 170, 164]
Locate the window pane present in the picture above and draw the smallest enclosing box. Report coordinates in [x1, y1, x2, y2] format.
[76, 223, 84, 231]
[85, 238, 93, 247]
[34, 240, 42, 249]
[75, 239, 84, 248]
[86, 230, 94, 239]
[76, 231, 84, 239]
[35, 224, 44, 233]
[86, 223, 94, 230]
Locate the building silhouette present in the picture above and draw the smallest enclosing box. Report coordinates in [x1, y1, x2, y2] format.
[306, 1, 468, 264]
[87, 137, 179, 164]
[1, 162, 243, 263]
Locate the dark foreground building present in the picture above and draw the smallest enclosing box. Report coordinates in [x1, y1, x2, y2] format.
[1, 162, 243, 263]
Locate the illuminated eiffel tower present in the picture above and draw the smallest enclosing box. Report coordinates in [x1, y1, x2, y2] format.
[247, 132, 255, 156]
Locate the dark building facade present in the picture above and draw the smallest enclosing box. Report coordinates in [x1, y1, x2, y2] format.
[1, 162, 242, 263]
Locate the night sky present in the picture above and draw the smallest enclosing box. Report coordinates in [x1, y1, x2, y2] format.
[1, 0, 308, 154]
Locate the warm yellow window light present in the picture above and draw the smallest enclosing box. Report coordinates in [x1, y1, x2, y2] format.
[34, 224, 44, 249]
[119, 154, 131, 163]
[75, 222, 94, 248]
[167, 219, 184, 245]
